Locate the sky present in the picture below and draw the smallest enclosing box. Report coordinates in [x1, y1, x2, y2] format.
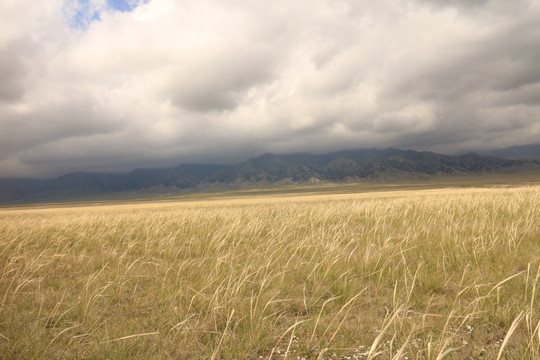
[1, 0, 539, 178]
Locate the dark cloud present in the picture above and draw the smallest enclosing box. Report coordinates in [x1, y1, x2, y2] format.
[416, 0, 490, 9]
[168, 46, 279, 112]
[429, 21, 537, 96]
[378, 9, 540, 151]
[160, 6, 288, 113]
[415, 0, 531, 13]
[0, 46, 27, 102]
[0, 96, 125, 155]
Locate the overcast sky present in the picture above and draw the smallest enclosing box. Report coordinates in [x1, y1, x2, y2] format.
[1, 0, 539, 177]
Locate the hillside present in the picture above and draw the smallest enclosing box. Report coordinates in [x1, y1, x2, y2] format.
[1, 148, 539, 203]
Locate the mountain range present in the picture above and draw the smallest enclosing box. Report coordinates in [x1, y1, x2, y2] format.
[1, 147, 540, 203]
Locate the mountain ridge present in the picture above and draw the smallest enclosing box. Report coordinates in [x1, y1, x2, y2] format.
[1, 148, 539, 203]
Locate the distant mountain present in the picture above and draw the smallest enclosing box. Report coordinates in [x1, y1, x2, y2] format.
[474, 144, 540, 160]
[203, 149, 538, 185]
[119, 164, 226, 190]
[1, 148, 539, 203]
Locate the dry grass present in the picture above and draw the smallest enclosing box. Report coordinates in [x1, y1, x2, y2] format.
[0, 186, 539, 359]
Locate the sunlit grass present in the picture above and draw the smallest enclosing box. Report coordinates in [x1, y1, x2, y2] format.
[0, 186, 539, 359]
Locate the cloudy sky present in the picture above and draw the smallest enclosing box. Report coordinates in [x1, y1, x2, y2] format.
[1, 0, 539, 177]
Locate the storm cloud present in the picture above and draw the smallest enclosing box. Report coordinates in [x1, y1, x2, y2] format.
[1, 0, 539, 177]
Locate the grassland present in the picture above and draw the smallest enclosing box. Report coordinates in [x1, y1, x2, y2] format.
[0, 185, 539, 359]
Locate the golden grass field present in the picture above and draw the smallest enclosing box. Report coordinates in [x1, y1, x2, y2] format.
[0, 185, 539, 359]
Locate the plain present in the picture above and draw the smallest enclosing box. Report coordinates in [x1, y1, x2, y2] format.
[0, 185, 539, 359]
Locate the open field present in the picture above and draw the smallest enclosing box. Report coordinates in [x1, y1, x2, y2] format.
[0, 185, 539, 359]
